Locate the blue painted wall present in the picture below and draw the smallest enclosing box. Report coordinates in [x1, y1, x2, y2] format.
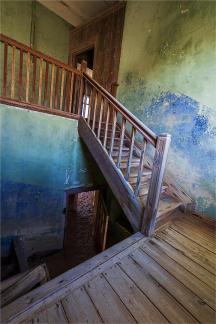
[1, 104, 104, 257]
[118, 1, 216, 219]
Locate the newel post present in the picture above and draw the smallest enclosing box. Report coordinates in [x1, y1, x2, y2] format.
[78, 60, 87, 116]
[141, 133, 171, 236]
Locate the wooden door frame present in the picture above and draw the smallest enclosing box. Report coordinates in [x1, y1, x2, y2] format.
[69, 40, 97, 72]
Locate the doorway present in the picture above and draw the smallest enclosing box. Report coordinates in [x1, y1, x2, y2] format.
[66, 188, 109, 254]
[75, 47, 94, 70]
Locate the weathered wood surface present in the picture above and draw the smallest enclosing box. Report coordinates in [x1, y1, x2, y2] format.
[142, 134, 171, 235]
[1, 264, 49, 307]
[2, 213, 215, 324]
[69, 3, 125, 93]
[78, 117, 142, 231]
[0, 33, 81, 118]
[93, 191, 109, 251]
[79, 104, 183, 234]
[81, 73, 189, 235]
[2, 233, 145, 323]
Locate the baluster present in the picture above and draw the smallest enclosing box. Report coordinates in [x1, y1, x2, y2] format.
[97, 96, 104, 139]
[92, 90, 98, 133]
[49, 63, 55, 108]
[82, 79, 87, 118]
[18, 49, 23, 100]
[25, 52, 30, 102]
[44, 61, 49, 106]
[38, 57, 43, 105]
[134, 137, 147, 197]
[109, 108, 117, 157]
[68, 71, 74, 113]
[103, 102, 110, 149]
[63, 70, 70, 111]
[72, 74, 78, 114]
[60, 68, 65, 110]
[78, 76, 83, 115]
[54, 67, 59, 109]
[11, 46, 16, 98]
[87, 86, 93, 125]
[32, 55, 37, 103]
[141, 134, 171, 236]
[117, 117, 126, 168]
[78, 60, 87, 116]
[2, 42, 8, 97]
[125, 127, 136, 181]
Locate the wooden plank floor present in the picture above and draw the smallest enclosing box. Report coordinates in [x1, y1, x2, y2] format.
[2, 212, 216, 323]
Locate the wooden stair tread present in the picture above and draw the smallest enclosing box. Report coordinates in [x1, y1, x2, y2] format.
[157, 199, 182, 218]
[128, 170, 152, 184]
[137, 185, 168, 199]
[139, 193, 181, 217]
[112, 147, 130, 152]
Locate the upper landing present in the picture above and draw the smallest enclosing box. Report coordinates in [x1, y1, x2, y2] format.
[2, 211, 216, 323]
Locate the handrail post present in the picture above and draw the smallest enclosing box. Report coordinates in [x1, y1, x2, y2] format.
[141, 133, 171, 236]
[78, 60, 87, 116]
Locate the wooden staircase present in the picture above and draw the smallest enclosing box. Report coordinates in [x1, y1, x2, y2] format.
[78, 74, 192, 235]
[97, 123, 180, 211]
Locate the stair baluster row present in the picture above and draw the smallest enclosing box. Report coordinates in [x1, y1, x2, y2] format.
[80, 72, 171, 235]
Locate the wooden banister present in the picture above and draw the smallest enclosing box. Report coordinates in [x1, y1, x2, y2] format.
[83, 73, 157, 146]
[0, 34, 81, 117]
[80, 72, 171, 235]
[0, 34, 80, 74]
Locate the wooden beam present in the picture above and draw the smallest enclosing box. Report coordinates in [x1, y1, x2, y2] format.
[1, 264, 49, 307]
[0, 97, 79, 119]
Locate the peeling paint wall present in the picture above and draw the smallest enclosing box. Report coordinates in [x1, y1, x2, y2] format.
[0, 105, 104, 257]
[1, 0, 71, 62]
[118, 1, 216, 218]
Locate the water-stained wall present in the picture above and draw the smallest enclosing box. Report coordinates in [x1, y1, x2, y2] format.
[118, 1, 216, 218]
[1, 105, 104, 257]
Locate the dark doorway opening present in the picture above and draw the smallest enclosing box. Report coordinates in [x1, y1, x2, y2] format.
[75, 47, 94, 70]
[43, 187, 109, 278]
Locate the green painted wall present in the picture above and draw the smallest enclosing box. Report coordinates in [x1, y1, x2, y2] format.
[1, 104, 104, 257]
[118, 1, 216, 218]
[118, 1, 216, 109]
[0, 0, 71, 63]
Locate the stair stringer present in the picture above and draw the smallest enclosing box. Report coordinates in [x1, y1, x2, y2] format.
[78, 117, 143, 231]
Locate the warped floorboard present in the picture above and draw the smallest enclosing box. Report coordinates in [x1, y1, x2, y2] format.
[2, 212, 216, 324]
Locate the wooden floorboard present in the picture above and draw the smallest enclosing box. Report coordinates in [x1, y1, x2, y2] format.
[103, 264, 168, 323]
[152, 235, 215, 288]
[85, 274, 136, 323]
[118, 255, 198, 323]
[130, 248, 215, 323]
[46, 302, 68, 323]
[2, 214, 216, 324]
[141, 240, 216, 310]
[170, 217, 216, 253]
[157, 227, 216, 274]
[62, 287, 102, 323]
